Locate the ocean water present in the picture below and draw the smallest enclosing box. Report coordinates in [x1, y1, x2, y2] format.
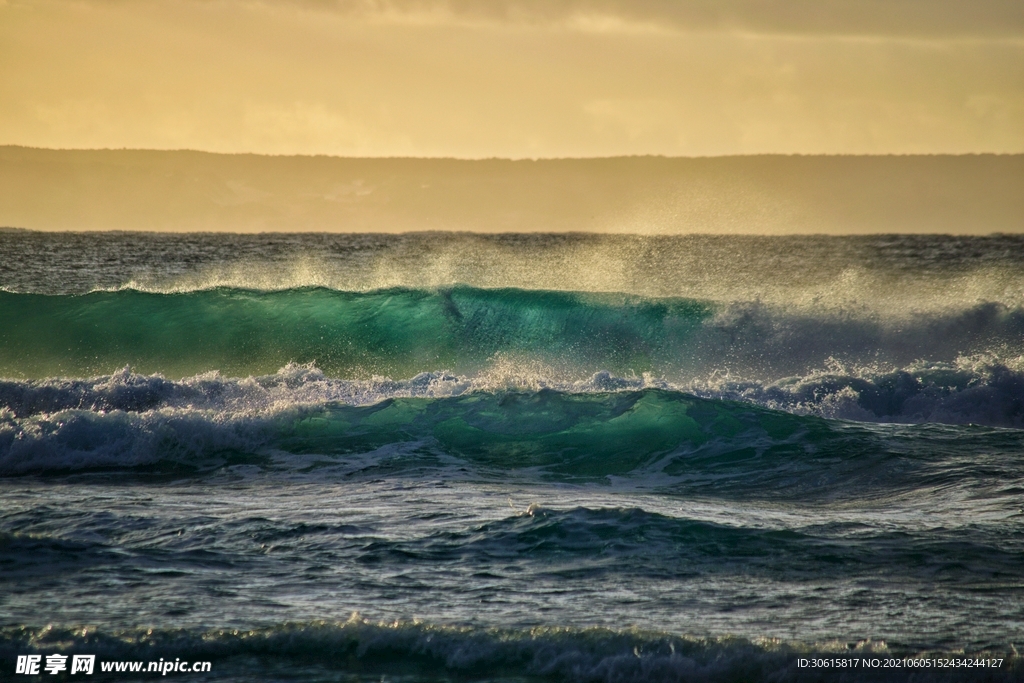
[1, 231, 1023, 682]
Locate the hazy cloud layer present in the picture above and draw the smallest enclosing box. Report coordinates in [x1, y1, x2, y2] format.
[280, 0, 1024, 38]
[2, 0, 1022, 157]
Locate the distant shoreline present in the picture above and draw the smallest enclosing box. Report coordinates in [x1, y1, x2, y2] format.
[2, 147, 1021, 234]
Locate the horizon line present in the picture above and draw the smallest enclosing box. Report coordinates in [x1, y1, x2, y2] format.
[4, 226, 1022, 238]
[3, 144, 1021, 161]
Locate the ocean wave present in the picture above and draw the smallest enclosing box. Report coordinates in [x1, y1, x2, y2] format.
[5, 232, 1024, 312]
[355, 505, 1024, 584]
[0, 286, 709, 379]
[8, 506, 1020, 593]
[3, 353, 1024, 430]
[3, 371, 1022, 498]
[0, 618, 1017, 683]
[692, 356, 1024, 428]
[2, 286, 1023, 382]
[0, 379, 832, 480]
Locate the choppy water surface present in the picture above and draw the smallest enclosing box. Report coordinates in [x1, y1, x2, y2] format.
[1, 232, 1023, 682]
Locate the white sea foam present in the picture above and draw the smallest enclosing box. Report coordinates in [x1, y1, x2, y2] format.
[2, 359, 1023, 476]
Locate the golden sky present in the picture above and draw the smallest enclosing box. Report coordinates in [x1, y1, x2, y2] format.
[2, 0, 1022, 158]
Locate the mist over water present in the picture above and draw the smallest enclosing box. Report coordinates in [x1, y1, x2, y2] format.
[3, 232, 1023, 426]
[5, 231, 1024, 306]
[2, 231, 1023, 682]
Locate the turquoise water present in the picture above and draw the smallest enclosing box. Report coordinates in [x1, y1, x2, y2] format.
[0, 287, 713, 379]
[1, 232, 1023, 682]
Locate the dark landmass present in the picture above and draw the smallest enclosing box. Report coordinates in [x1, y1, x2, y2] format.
[1, 146, 1020, 233]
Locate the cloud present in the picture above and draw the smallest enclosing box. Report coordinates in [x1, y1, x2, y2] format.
[280, 0, 1024, 39]
[2, 0, 1022, 156]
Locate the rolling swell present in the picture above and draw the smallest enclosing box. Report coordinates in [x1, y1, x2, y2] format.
[358, 506, 1024, 584]
[0, 619, 1018, 683]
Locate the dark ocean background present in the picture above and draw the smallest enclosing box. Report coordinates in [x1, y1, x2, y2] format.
[1, 231, 1023, 682]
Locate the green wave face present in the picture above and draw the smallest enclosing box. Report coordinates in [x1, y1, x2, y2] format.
[0, 287, 713, 379]
[269, 389, 912, 498]
[5, 384, 918, 496]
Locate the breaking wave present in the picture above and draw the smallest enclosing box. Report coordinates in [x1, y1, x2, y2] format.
[2, 368, 1022, 503]
[2, 286, 1022, 381]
